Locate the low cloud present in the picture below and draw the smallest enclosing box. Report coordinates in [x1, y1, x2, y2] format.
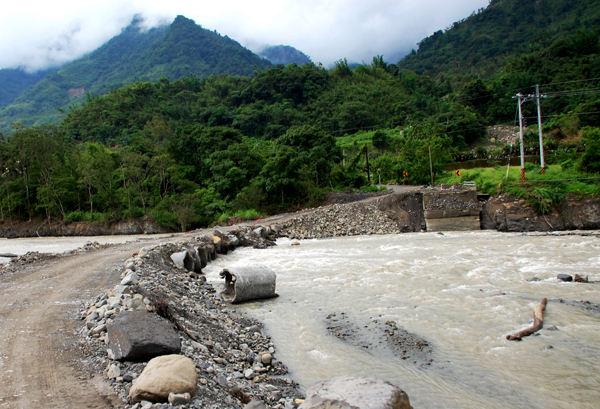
[0, 0, 489, 72]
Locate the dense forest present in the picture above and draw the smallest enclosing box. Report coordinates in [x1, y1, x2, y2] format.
[2, 1, 600, 230]
[399, 0, 600, 84]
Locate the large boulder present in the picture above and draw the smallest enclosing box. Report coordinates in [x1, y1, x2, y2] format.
[129, 354, 197, 403]
[107, 311, 181, 361]
[299, 376, 412, 409]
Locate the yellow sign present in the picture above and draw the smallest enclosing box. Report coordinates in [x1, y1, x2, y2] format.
[455, 170, 461, 177]
[403, 171, 408, 177]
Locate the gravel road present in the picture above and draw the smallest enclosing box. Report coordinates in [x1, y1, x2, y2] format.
[0, 237, 181, 408]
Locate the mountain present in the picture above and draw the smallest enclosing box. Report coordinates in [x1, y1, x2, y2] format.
[398, 0, 600, 80]
[258, 45, 312, 66]
[0, 67, 56, 110]
[0, 15, 272, 134]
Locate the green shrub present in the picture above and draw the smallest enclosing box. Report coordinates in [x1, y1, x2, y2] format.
[148, 209, 179, 228]
[526, 186, 566, 214]
[64, 211, 85, 221]
[64, 211, 110, 223]
[358, 185, 386, 192]
[122, 207, 144, 218]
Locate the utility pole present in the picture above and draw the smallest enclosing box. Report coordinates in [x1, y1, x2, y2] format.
[535, 84, 546, 174]
[365, 145, 371, 184]
[516, 93, 527, 182]
[429, 145, 434, 185]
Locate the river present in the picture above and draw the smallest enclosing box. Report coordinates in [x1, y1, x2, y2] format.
[2, 231, 599, 408]
[0, 234, 177, 264]
[202, 231, 600, 409]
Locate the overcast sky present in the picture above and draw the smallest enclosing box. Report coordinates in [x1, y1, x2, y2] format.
[0, 0, 490, 72]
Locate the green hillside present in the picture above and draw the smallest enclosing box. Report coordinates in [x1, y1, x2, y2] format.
[3, 2, 600, 229]
[0, 15, 271, 134]
[398, 0, 600, 82]
[0, 67, 56, 110]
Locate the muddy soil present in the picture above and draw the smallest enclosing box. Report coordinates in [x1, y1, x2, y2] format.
[324, 312, 435, 368]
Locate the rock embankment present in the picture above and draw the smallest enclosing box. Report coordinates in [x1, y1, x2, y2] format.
[78, 227, 302, 409]
[279, 202, 401, 239]
[273, 192, 426, 240]
[481, 193, 600, 231]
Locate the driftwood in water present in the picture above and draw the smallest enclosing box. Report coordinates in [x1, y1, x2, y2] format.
[507, 298, 547, 341]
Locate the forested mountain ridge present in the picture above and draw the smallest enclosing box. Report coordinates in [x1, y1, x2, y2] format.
[259, 45, 312, 66]
[0, 15, 271, 134]
[398, 0, 600, 82]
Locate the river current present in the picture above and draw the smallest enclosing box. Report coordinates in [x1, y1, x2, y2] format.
[2, 231, 599, 408]
[203, 231, 600, 409]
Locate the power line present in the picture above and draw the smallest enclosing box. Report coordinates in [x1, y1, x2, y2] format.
[538, 77, 600, 87]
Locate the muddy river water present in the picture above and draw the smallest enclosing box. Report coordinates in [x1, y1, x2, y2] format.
[203, 231, 600, 409]
[2, 231, 599, 408]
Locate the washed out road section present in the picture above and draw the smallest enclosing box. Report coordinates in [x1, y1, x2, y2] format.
[0, 238, 179, 408]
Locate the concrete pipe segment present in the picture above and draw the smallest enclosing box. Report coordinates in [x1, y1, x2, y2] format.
[219, 266, 278, 303]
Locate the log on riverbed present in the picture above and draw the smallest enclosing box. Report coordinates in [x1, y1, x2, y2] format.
[0, 253, 18, 258]
[507, 298, 547, 341]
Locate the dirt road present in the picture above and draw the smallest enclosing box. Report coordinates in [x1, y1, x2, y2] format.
[0, 237, 182, 409]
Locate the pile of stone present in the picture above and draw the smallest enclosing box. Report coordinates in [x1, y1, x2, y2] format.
[278, 202, 401, 239]
[79, 228, 302, 409]
[322, 190, 392, 206]
[424, 193, 481, 211]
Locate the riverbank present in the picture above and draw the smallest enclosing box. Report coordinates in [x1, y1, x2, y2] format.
[3, 190, 599, 240]
[0, 216, 175, 239]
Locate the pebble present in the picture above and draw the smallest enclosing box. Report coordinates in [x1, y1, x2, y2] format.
[168, 392, 191, 406]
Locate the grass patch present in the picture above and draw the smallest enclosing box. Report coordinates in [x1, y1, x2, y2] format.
[216, 209, 266, 224]
[437, 163, 600, 211]
[64, 211, 111, 223]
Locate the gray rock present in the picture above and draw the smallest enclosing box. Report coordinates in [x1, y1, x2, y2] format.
[107, 364, 121, 379]
[138, 247, 152, 257]
[557, 274, 573, 282]
[108, 297, 122, 310]
[216, 374, 228, 387]
[127, 298, 146, 311]
[244, 369, 254, 379]
[261, 353, 272, 365]
[107, 311, 181, 361]
[91, 323, 107, 335]
[299, 376, 412, 409]
[168, 392, 192, 406]
[244, 400, 267, 409]
[121, 271, 139, 286]
[86, 310, 99, 323]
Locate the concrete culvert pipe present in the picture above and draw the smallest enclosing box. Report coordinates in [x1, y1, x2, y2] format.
[219, 267, 278, 304]
[171, 251, 195, 272]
